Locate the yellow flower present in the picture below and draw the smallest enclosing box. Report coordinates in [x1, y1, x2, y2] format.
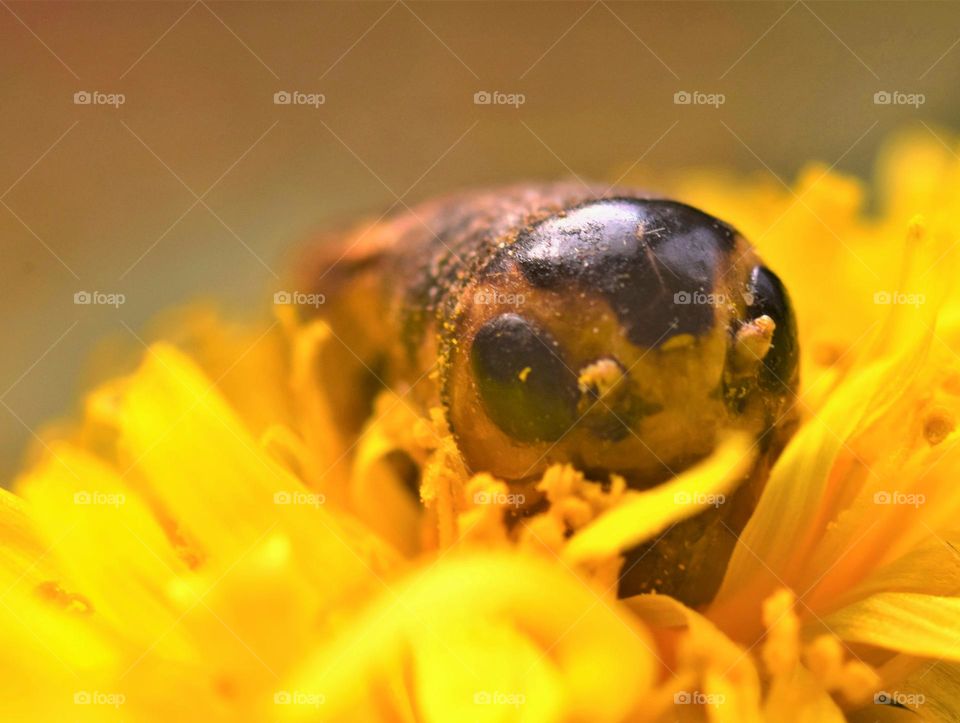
[5, 128, 960, 722]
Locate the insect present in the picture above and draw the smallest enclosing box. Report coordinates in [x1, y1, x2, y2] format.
[298, 182, 799, 606]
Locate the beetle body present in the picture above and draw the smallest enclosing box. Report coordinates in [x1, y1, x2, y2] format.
[298, 182, 799, 605]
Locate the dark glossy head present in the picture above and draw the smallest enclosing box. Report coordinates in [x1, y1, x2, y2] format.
[445, 197, 798, 483]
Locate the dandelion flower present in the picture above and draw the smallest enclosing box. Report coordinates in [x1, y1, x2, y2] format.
[4, 129, 960, 722]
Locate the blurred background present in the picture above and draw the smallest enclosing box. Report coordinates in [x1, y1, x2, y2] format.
[2, 0, 960, 482]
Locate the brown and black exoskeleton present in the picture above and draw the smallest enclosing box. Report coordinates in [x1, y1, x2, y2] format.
[297, 182, 799, 606]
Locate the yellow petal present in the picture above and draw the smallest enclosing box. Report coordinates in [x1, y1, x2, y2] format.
[0, 487, 118, 721]
[17, 444, 193, 656]
[147, 303, 294, 437]
[563, 434, 753, 564]
[712, 331, 933, 640]
[763, 664, 846, 723]
[412, 618, 562, 723]
[349, 392, 427, 556]
[849, 537, 960, 600]
[894, 659, 960, 721]
[113, 343, 395, 595]
[825, 593, 960, 661]
[287, 553, 657, 723]
[628, 594, 763, 723]
[0, 486, 57, 588]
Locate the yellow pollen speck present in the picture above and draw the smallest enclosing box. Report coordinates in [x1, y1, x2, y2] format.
[733, 315, 776, 370]
[518, 366, 531, 382]
[577, 358, 622, 397]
